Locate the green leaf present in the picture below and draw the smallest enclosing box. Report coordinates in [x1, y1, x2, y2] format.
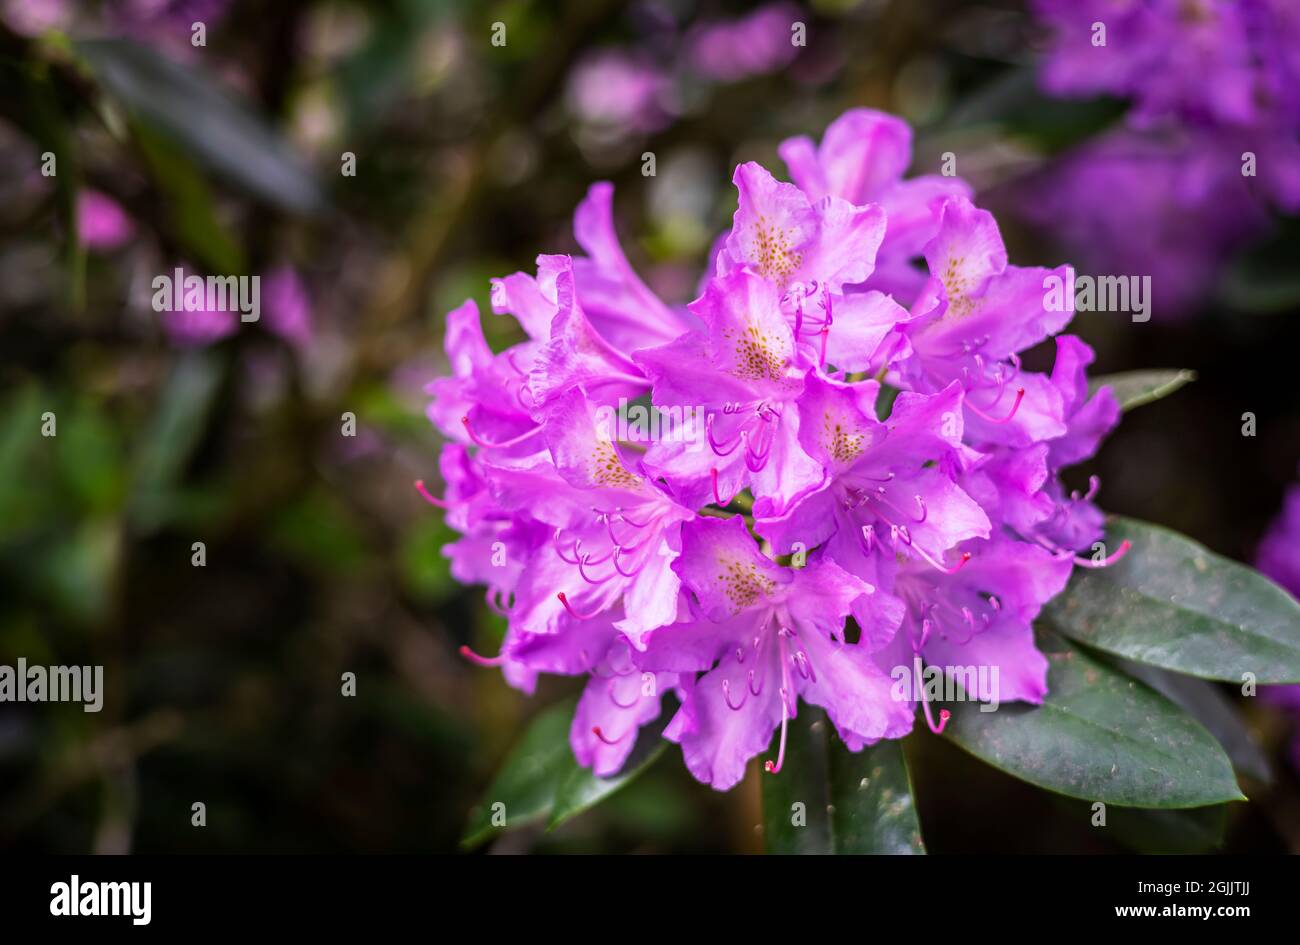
[940, 65, 1127, 154]
[548, 730, 666, 831]
[943, 631, 1244, 808]
[1114, 659, 1270, 784]
[1104, 804, 1229, 854]
[461, 697, 666, 848]
[761, 710, 925, 854]
[129, 352, 224, 531]
[75, 39, 323, 214]
[1219, 218, 1300, 314]
[1055, 797, 1229, 854]
[134, 122, 244, 275]
[58, 402, 125, 514]
[0, 385, 44, 526]
[1089, 369, 1196, 411]
[875, 383, 900, 421]
[1043, 517, 1300, 684]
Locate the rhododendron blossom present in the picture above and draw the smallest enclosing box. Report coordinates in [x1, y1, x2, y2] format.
[421, 109, 1126, 791]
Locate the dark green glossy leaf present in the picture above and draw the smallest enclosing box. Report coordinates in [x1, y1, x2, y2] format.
[461, 700, 575, 849]
[548, 731, 666, 831]
[461, 696, 666, 848]
[1105, 804, 1230, 854]
[1043, 517, 1300, 684]
[1114, 659, 1270, 784]
[1055, 796, 1229, 854]
[944, 631, 1244, 808]
[761, 710, 924, 854]
[1089, 370, 1195, 411]
[76, 39, 323, 214]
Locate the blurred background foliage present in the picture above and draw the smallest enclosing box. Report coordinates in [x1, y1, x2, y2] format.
[0, 0, 1297, 853]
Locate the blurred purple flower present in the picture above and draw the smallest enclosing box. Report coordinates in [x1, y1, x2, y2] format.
[161, 299, 238, 348]
[1034, 0, 1261, 128]
[686, 3, 801, 83]
[76, 190, 134, 252]
[567, 51, 673, 134]
[1028, 0, 1300, 319]
[1258, 483, 1300, 598]
[1017, 129, 1270, 318]
[2, 0, 67, 35]
[160, 266, 311, 349]
[261, 265, 313, 350]
[114, 0, 232, 32]
[1258, 482, 1300, 771]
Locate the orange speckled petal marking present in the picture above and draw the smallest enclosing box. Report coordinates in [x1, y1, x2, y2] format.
[589, 440, 641, 489]
[821, 411, 867, 464]
[748, 214, 803, 289]
[941, 254, 977, 318]
[722, 320, 790, 382]
[717, 554, 777, 613]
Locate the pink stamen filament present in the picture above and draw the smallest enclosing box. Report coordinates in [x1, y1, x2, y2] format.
[922, 700, 951, 735]
[964, 387, 1025, 425]
[917, 617, 934, 651]
[742, 434, 768, 472]
[484, 588, 514, 617]
[505, 350, 531, 377]
[459, 645, 504, 668]
[818, 294, 834, 368]
[706, 412, 743, 457]
[743, 416, 776, 473]
[577, 553, 614, 584]
[764, 691, 790, 774]
[870, 502, 973, 575]
[764, 630, 795, 774]
[413, 480, 450, 508]
[612, 545, 649, 578]
[608, 680, 641, 709]
[591, 726, 627, 745]
[1071, 474, 1101, 503]
[460, 415, 541, 450]
[557, 592, 601, 620]
[924, 548, 972, 575]
[1073, 538, 1131, 569]
[589, 656, 638, 679]
[584, 370, 650, 390]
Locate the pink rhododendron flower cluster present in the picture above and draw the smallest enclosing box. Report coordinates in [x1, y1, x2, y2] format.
[423, 109, 1125, 790]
